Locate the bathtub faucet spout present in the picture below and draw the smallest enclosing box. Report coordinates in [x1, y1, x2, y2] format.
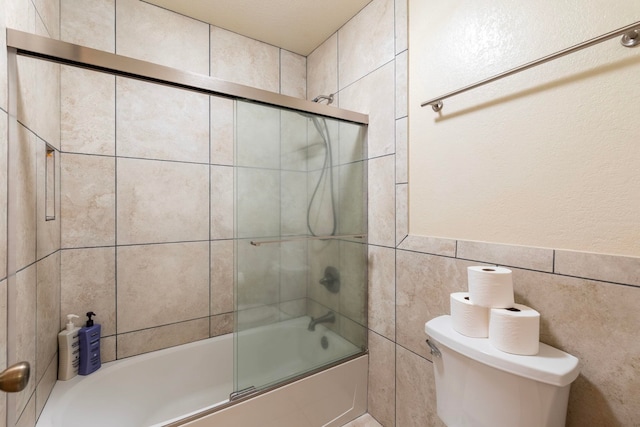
[308, 311, 336, 331]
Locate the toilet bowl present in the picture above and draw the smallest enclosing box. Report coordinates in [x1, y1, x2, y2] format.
[425, 315, 580, 427]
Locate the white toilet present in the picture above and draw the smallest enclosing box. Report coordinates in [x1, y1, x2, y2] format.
[425, 315, 580, 427]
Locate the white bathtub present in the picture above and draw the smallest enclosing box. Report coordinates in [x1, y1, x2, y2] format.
[37, 316, 363, 427]
[236, 315, 362, 390]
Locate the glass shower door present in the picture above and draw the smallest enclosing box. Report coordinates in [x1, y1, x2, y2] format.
[234, 100, 368, 394]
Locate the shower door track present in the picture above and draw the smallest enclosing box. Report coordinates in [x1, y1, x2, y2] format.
[5, 28, 369, 125]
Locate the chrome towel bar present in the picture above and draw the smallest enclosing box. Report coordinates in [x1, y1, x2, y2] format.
[421, 21, 640, 112]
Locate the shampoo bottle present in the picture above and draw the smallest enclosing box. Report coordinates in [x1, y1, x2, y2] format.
[78, 311, 101, 375]
[58, 314, 80, 380]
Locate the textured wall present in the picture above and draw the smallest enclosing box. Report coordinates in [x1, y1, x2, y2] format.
[409, 0, 640, 257]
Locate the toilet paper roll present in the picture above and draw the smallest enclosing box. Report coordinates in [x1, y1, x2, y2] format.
[467, 266, 514, 308]
[489, 304, 540, 355]
[450, 292, 490, 337]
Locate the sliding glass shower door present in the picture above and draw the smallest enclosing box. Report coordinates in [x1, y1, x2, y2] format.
[234, 100, 368, 393]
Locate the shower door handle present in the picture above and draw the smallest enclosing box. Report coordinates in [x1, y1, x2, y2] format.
[0, 362, 30, 393]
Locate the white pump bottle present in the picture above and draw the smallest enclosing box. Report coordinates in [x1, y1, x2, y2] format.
[58, 314, 81, 380]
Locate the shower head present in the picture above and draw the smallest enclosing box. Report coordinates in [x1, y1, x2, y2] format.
[312, 94, 334, 105]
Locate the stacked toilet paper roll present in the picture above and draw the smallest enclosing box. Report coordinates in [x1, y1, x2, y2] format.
[467, 266, 514, 308]
[489, 304, 540, 355]
[448, 266, 541, 355]
[450, 292, 490, 337]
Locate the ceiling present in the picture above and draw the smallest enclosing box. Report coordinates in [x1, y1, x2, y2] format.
[144, 0, 373, 56]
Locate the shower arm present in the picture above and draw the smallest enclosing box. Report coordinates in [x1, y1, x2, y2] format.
[312, 94, 334, 104]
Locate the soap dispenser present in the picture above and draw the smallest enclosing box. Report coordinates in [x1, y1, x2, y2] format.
[78, 311, 101, 375]
[58, 314, 81, 380]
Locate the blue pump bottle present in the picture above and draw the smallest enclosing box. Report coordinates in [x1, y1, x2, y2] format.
[78, 311, 101, 375]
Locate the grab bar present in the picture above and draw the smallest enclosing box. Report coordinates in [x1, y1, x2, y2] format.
[250, 234, 366, 246]
[421, 21, 640, 112]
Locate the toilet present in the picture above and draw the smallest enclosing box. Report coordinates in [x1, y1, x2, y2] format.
[425, 315, 580, 427]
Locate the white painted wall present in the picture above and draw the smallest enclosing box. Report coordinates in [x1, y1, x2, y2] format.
[409, 1, 640, 256]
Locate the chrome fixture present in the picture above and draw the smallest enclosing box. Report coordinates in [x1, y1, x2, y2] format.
[229, 386, 257, 401]
[306, 114, 337, 237]
[308, 311, 336, 331]
[321, 336, 329, 350]
[319, 266, 340, 293]
[621, 29, 640, 47]
[421, 21, 640, 112]
[250, 234, 365, 246]
[426, 339, 441, 358]
[312, 94, 334, 104]
[0, 362, 30, 393]
[6, 29, 367, 125]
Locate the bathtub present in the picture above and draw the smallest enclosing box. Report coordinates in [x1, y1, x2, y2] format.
[36, 316, 364, 427]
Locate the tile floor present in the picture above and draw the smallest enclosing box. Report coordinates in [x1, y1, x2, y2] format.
[341, 413, 383, 427]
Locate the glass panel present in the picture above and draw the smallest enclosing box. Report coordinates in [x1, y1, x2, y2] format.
[235, 100, 368, 392]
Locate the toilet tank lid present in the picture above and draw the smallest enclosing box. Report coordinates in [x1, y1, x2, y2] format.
[425, 315, 580, 387]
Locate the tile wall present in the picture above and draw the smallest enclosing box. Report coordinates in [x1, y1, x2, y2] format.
[56, 0, 309, 364]
[0, 0, 6, 414]
[3, 0, 61, 425]
[307, 1, 640, 426]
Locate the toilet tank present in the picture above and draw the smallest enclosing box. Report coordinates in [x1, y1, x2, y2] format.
[425, 315, 580, 427]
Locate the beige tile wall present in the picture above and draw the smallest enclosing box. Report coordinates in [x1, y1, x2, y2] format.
[116, 242, 210, 333]
[14, 123, 37, 270]
[60, 247, 116, 336]
[0, 277, 6, 424]
[15, 265, 36, 420]
[54, 0, 309, 372]
[60, 0, 115, 52]
[60, 66, 115, 156]
[60, 153, 115, 248]
[4, 2, 62, 426]
[116, 78, 210, 163]
[116, 158, 210, 245]
[35, 253, 60, 383]
[210, 96, 234, 166]
[307, 33, 338, 102]
[1, 112, 7, 281]
[0, 2, 8, 114]
[210, 26, 280, 92]
[0, 95, 8, 425]
[116, 0, 209, 74]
